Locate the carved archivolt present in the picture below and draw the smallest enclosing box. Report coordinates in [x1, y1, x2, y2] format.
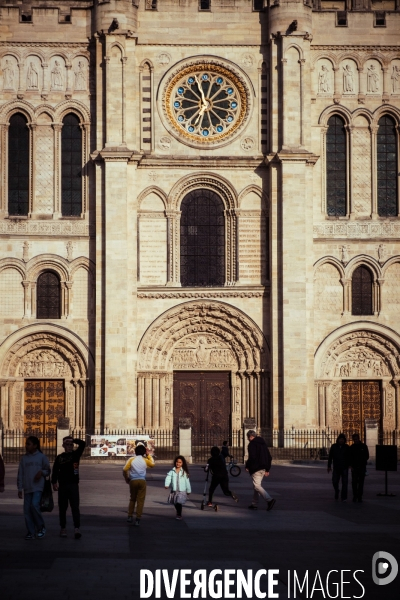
[315, 325, 400, 381]
[138, 300, 269, 372]
[168, 172, 237, 211]
[0, 330, 88, 380]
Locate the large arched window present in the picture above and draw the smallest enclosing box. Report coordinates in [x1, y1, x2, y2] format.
[326, 115, 347, 217]
[352, 266, 373, 316]
[377, 115, 398, 217]
[8, 113, 29, 216]
[61, 113, 82, 216]
[37, 271, 61, 319]
[180, 189, 225, 287]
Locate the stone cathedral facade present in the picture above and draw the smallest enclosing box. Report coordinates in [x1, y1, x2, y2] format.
[0, 0, 399, 443]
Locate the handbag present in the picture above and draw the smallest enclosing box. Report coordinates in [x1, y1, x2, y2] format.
[167, 491, 176, 504]
[40, 477, 54, 513]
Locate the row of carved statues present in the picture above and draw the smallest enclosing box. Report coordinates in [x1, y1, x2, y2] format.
[2, 59, 87, 92]
[318, 64, 400, 94]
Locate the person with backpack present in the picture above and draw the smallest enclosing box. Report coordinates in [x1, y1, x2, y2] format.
[123, 444, 155, 526]
[245, 430, 275, 512]
[17, 436, 50, 540]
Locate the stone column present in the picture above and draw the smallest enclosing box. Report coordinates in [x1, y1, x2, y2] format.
[179, 418, 192, 463]
[165, 210, 181, 286]
[365, 418, 379, 461]
[370, 124, 379, 218]
[243, 418, 256, 463]
[57, 417, 70, 455]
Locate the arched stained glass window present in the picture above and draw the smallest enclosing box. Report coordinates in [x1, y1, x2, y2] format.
[326, 115, 347, 217]
[180, 189, 225, 287]
[352, 266, 373, 316]
[37, 271, 61, 319]
[62, 113, 82, 216]
[377, 115, 398, 217]
[8, 113, 29, 216]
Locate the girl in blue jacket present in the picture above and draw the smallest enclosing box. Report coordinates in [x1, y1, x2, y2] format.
[165, 455, 191, 520]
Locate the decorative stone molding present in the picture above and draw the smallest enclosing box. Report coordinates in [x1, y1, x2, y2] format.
[138, 300, 269, 372]
[136, 301, 269, 429]
[137, 290, 265, 299]
[314, 221, 400, 239]
[0, 221, 93, 236]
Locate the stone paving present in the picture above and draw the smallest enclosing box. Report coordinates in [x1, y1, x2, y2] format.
[0, 461, 399, 600]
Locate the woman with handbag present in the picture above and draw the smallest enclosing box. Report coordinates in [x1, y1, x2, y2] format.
[165, 455, 191, 520]
[17, 436, 50, 540]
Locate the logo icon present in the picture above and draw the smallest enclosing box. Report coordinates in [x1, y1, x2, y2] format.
[372, 552, 398, 586]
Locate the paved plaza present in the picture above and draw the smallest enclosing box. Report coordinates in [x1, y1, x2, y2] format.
[0, 461, 399, 600]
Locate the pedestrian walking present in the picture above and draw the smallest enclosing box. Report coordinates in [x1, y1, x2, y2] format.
[123, 444, 154, 526]
[0, 453, 5, 493]
[17, 436, 50, 540]
[165, 455, 191, 520]
[206, 446, 238, 506]
[349, 433, 369, 503]
[220, 441, 233, 462]
[245, 430, 275, 511]
[52, 436, 86, 539]
[327, 433, 350, 501]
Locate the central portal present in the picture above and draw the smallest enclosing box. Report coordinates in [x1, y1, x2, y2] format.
[173, 371, 231, 441]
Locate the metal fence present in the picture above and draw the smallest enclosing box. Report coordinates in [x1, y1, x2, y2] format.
[1, 426, 399, 463]
[192, 429, 243, 463]
[1, 429, 58, 463]
[71, 428, 179, 461]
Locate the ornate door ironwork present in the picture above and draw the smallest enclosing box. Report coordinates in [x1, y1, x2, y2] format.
[24, 380, 65, 446]
[173, 372, 230, 442]
[341, 380, 381, 436]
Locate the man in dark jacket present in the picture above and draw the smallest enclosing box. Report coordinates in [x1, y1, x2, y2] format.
[52, 436, 86, 539]
[245, 430, 275, 511]
[349, 433, 369, 503]
[327, 433, 350, 501]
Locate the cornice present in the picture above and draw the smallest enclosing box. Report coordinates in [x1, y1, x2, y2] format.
[266, 151, 319, 165]
[137, 285, 268, 299]
[136, 43, 266, 47]
[311, 45, 400, 51]
[137, 155, 266, 169]
[0, 42, 92, 48]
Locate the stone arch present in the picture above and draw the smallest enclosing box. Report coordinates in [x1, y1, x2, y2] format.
[70, 257, 95, 281]
[372, 105, 400, 128]
[139, 59, 154, 71]
[0, 100, 35, 124]
[168, 172, 237, 211]
[0, 324, 94, 429]
[0, 258, 26, 279]
[237, 185, 268, 210]
[166, 174, 238, 285]
[137, 301, 270, 429]
[54, 99, 91, 124]
[314, 323, 400, 430]
[319, 105, 352, 126]
[27, 254, 70, 282]
[138, 186, 167, 210]
[314, 256, 345, 278]
[345, 255, 381, 280]
[284, 43, 304, 61]
[352, 108, 373, 126]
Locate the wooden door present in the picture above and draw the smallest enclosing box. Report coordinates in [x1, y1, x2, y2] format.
[24, 380, 65, 447]
[173, 372, 231, 439]
[341, 380, 381, 435]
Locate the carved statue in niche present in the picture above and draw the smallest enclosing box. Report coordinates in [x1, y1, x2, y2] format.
[367, 65, 379, 93]
[51, 61, 63, 90]
[392, 66, 400, 93]
[377, 243, 386, 263]
[340, 245, 349, 264]
[318, 65, 330, 93]
[74, 61, 86, 91]
[343, 64, 354, 93]
[3, 59, 15, 90]
[27, 62, 39, 89]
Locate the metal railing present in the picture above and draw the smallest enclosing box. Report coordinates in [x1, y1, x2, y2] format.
[192, 430, 243, 463]
[71, 428, 179, 461]
[1, 428, 58, 463]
